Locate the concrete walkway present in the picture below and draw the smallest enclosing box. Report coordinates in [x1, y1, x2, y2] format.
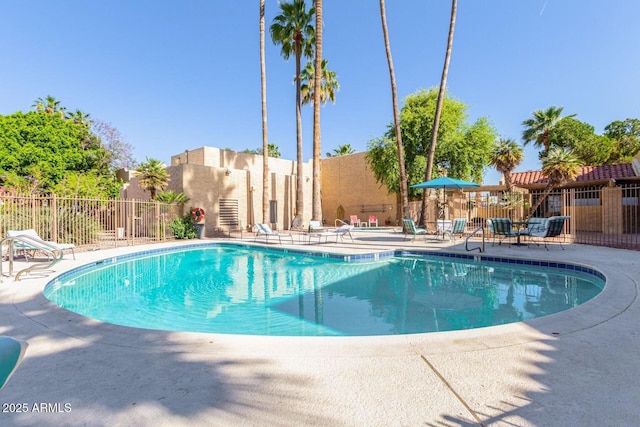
[0, 231, 638, 426]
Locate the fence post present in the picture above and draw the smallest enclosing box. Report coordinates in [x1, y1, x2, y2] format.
[155, 201, 160, 242]
[31, 194, 37, 231]
[51, 194, 58, 242]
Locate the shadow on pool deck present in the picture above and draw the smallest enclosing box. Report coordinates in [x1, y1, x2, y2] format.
[0, 291, 339, 425]
[1, 232, 639, 426]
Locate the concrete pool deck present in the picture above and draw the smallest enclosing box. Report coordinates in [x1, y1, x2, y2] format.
[0, 230, 638, 426]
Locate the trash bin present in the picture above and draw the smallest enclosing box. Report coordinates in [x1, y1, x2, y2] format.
[196, 223, 205, 239]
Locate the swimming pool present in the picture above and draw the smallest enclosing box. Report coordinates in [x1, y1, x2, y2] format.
[44, 243, 605, 336]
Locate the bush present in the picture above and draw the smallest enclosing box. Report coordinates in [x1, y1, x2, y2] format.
[168, 215, 198, 239]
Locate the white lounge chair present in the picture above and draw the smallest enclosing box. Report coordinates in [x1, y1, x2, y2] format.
[7, 229, 76, 260]
[308, 220, 325, 233]
[254, 224, 294, 244]
[308, 224, 354, 244]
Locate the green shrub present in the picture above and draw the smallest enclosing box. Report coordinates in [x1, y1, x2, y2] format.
[168, 215, 198, 239]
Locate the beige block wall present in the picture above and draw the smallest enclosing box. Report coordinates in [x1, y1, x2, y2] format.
[169, 146, 313, 232]
[172, 146, 303, 177]
[165, 163, 246, 236]
[321, 152, 397, 226]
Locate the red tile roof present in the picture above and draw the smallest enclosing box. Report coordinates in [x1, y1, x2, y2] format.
[511, 163, 637, 186]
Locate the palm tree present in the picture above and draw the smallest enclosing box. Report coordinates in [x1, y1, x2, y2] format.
[32, 95, 66, 117]
[156, 190, 189, 204]
[421, 0, 458, 224]
[260, 0, 270, 225]
[522, 106, 574, 151]
[66, 109, 92, 128]
[528, 147, 582, 216]
[300, 59, 339, 106]
[266, 143, 281, 158]
[135, 158, 170, 200]
[270, 0, 315, 222]
[326, 144, 355, 157]
[379, 0, 410, 220]
[312, 0, 324, 222]
[489, 138, 524, 192]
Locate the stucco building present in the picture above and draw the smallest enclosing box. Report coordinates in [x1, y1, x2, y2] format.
[123, 146, 397, 237]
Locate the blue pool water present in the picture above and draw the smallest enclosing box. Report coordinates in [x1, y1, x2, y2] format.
[44, 244, 605, 336]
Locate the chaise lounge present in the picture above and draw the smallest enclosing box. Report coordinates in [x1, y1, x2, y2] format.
[6, 229, 76, 260]
[254, 224, 294, 244]
[308, 224, 354, 244]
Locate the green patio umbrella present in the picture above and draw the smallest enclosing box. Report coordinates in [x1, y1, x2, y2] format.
[410, 176, 480, 191]
[411, 177, 480, 219]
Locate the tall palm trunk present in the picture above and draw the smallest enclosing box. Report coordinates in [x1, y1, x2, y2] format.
[312, 0, 323, 221]
[503, 173, 513, 193]
[260, 0, 269, 225]
[379, 0, 409, 221]
[295, 40, 304, 222]
[420, 0, 457, 224]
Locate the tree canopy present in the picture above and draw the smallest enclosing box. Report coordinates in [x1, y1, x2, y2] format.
[135, 158, 170, 200]
[91, 119, 137, 171]
[0, 111, 118, 196]
[547, 117, 613, 166]
[0, 95, 138, 197]
[604, 118, 640, 163]
[366, 88, 497, 198]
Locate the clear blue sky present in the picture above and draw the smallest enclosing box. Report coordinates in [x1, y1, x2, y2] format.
[1, 1, 638, 185]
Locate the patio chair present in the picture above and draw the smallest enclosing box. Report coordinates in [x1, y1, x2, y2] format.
[0, 336, 28, 390]
[402, 218, 429, 241]
[308, 224, 354, 244]
[349, 215, 361, 227]
[441, 218, 468, 241]
[7, 229, 76, 260]
[254, 223, 294, 244]
[368, 215, 378, 227]
[518, 217, 548, 242]
[486, 218, 519, 247]
[527, 216, 570, 250]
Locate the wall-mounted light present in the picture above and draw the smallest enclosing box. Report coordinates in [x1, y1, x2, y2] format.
[250, 185, 255, 192]
[305, 176, 310, 182]
[225, 168, 232, 176]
